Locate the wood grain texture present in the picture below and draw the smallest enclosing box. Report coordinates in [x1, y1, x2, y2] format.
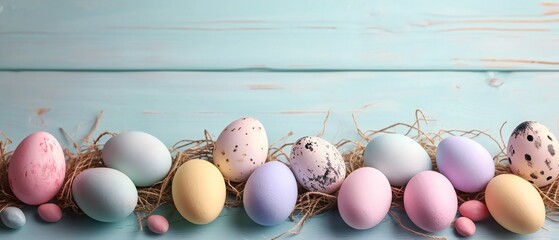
[1, 71, 559, 239]
[0, 0, 558, 70]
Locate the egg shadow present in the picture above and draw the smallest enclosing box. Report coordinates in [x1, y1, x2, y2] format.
[230, 207, 271, 235]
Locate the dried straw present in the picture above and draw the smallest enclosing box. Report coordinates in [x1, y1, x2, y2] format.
[0, 133, 21, 213]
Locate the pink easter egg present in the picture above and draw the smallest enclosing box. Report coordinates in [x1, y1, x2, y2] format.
[337, 167, 392, 230]
[147, 215, 169, 234]
[459, 200, 490, 222]
[455, 217, 476, 237]
[404, 171, 458, 232]
[8, 132, 66, 205]
[38, 203, 62, 223]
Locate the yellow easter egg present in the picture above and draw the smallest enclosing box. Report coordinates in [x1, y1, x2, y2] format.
[485, 174, 545, 234]
[172, 159, 226, 224]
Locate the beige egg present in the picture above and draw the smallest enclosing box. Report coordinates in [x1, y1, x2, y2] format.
[172, 159, 226, 224]
[485, 174, 545, 234]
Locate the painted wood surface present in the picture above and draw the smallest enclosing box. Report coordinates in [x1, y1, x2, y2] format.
[1, 0, 559, 70]
[1, 71, 559, 239]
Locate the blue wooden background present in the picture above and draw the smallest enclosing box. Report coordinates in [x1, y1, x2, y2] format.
[1, 0, 559, 239]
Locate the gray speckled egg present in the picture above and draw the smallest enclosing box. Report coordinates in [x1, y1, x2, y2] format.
[213, 117, 268, 182]
[289, 136, 346, 193]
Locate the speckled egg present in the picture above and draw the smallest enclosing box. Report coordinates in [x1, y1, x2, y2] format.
[8, 131, 66, 205]
[290, 136, 346, 194]
[213, 117, 268, 182]
[508, 121, 559, 187]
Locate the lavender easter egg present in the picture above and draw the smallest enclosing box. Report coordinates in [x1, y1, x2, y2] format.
[243, 161, 298, 226]
[508, 121, 559, 187]
[213, 117, 268, 182]
[436, 136, 495, 193]
[290, 136, 346, 194]
[8, 131, 66, 205]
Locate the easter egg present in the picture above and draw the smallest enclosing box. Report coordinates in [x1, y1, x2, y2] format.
[243, 161, 298, 226]
[337, 167, 392, 229]
[507, 121, 559, 187]
[436, 136, 495, 193]
[485, 174, 545, 234]
[459, 200, 489, 222]
[213, 117, 268, 182]
[455, 217, 476, 237]
[102, 131, 172, 187]
[290, 136, 346, 194]
[8, 131, 66, 205]
[363, 134, 432, 186]
[404, 171, 457, 232]
[38, 203, 62, 223]
[72, 168, 138, 222]
[172, 159, 226, 224]
[147, 215, 169, 234]
[0, 207, 26, 229]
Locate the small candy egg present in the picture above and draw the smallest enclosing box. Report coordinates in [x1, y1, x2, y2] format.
[337, 167, 392, 230]
[455, 217, 476, 237]
[404, 171, 457, 232]
[459, 200, 489, 222]
[363, 134, 431, 186]
[72, 168, 138, 222]
[213, 117, 269, 182]
[38, 203, 62, 223]
[507, 121, 559, 187]
[8, 131, 66, 205]
[485, 174, 545, 234]
[1, 207, 26, 229]
[102, 131, 172, 187]
[172, 159, 226, 225]
[290, 136, 346, 194]
[436, 136, 495, 193]
[147, 215, 169, 234]
[243, 161, 298, 226]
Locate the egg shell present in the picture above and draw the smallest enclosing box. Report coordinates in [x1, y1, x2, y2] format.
[8, 131, 66, 205]
[455, 217, 476, 237]
[243, 161, 298, 226]
[172, 159, 226, 225]
[0, 207, 26, 229]
[147, 215, 169, 234]
[507, 121, 559, 187]
[72, 168, 138, 222]
[363, 134, 432, 186]
[38, 203, 62, 223]
[102, 131, 172, 187]
[290, 136, 346, 194]
[404, 170, 457, 232]
[436, 136, 495, 193]
[459, 200, 489, 222]
[485, 174, 545, 234]
[337, 167, 392, 230]
[213, 117, 268, 182]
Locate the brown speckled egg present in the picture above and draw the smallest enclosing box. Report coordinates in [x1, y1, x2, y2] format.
[213, 117, 268, 182]
[508, 121, 559, 187]
[289, 136, 346, 194]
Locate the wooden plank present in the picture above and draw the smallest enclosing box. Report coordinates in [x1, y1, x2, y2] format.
[1, 0, 559, 70]
[1, 71, 559, 239]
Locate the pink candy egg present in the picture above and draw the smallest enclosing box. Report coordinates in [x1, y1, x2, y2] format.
[404, 171, 457, 232]
[38, 203, 62, 223]
[8, 132, 66, 205]
[338, 167, 392, 230]
[455, 217, 476, 237]
[147, 215, 169, 234]
[459, 200, 489, 222]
